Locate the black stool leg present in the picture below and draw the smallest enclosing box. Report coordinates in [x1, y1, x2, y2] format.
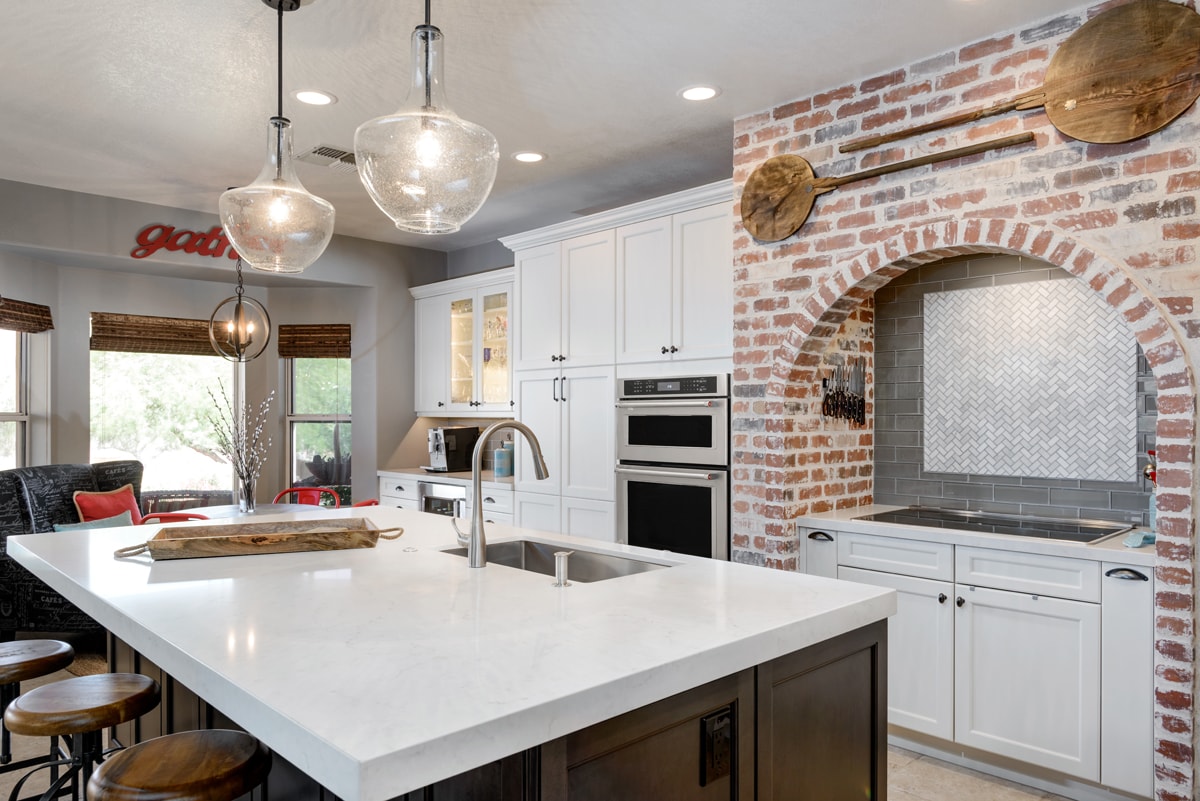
[1, 681, 15, 765]
[6, 731, 101, 801]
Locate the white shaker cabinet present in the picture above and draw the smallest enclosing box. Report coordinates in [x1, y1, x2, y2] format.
[615, 203, 733, 365]
[411, 269, 514, 417]
[513, 231, 615, 371]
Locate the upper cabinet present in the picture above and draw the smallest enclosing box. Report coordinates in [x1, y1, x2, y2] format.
[513, 230, 616, 371]
[616, 202, 732, 364]
[411, 268, 513, 417]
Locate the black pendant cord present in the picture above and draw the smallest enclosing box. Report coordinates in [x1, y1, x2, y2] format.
[276, 2, 285, 119]
[424, 0, 432, 108]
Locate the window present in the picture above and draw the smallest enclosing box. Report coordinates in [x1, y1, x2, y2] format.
[280, 324, 351, 505]
[89, 312, 237, 495]
[0, 329, 28, 469]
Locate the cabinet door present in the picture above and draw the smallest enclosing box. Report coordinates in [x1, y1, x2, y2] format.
[954, 584, 1100, 780]
[615, 218, 673, 364]
[514, 491, 561, 533]
[447, 293, 476, 410]
[413, 294, 449, 414]
[559, 365, 615, 501]
[1100, 564, 1154, 797]
[839, 566, 954, 740]
[514, 243, 563, 370]
[562, 230, 615, 367]
[672, 203, 732, 362]
[562, 497, 615, 542]
[514, 369, 563, 496]
[801, 528, 838, 578]
[476, 286, 513, 412]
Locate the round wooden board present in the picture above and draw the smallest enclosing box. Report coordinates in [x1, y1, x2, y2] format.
[1044, 0, 1200, 143]
[740, 155, 818, 242]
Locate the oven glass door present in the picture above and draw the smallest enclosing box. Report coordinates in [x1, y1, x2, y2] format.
[616, 466, 728, 559]
[616, 398, 728, 466]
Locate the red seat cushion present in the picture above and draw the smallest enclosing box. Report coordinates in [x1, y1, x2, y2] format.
[73, 484, 143, 524]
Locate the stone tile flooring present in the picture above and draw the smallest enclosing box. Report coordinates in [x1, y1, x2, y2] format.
[889, 745, 1074, 801]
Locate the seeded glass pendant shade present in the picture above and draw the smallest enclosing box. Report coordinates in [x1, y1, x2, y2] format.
[209, 259, 272, 362]
[355, 5, 499, 235]
[219, 0, 334, 274]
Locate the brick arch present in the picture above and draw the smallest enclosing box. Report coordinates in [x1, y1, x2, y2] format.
[746, 217, 1198, 800]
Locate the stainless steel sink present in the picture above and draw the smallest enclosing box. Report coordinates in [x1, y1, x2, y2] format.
[442, 539, 672, 583]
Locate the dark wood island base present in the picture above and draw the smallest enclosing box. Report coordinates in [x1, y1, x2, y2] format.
[110, 621, 886, 801]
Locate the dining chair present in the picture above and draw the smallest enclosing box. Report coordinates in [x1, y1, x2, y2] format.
[272, 487, 341, 508]
[140, 512, 209, 524]
[351, 499, 379, 507]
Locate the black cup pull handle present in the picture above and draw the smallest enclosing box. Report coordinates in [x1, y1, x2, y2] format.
[938, 593, 947, 604]
[1105, 567, 1150, 581]
[807, 531, 834, 541]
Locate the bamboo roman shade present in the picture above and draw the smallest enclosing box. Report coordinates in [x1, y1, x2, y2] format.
[89, 312, 216, 356]
[0, 296, 54, 334]
[276, 324, 351, 359]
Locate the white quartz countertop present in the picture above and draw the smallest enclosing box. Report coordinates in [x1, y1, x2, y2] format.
[797, 504, 1156, 567]
[10, 508, 893, 801]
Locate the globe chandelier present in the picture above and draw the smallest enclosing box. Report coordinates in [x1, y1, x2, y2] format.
[219, 0, 335, 274]
[354, 0, 499, 235]
[209, 258, 272, 362]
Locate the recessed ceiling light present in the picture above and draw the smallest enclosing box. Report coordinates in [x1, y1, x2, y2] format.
[294, 90, 337, 106]
[680, 85, 720, 101]
[512, 152, 546, 163]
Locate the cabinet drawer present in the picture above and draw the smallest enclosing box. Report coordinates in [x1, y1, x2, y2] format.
[378, 477, 421, 501]
[470, 489, 514, 514]
[380, 495, 419, 511]
[838, 532, 954, 581]
[956, 547, 1100, 602]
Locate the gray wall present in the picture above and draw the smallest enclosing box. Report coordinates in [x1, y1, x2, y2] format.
[874, 255, 1156, 526]
[0, 180, 445, 503]
[445, 240, 512, 280]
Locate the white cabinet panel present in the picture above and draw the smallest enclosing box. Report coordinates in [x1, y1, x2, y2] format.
[514, 492, 560, 533]
[514, 243, 563, 371]
[839, 532, 954, 581]
[672, 203, 732, 361]
[1100, 563, 1154, 797]
[956, 546, 1100, 602]
[954, 584, 1100, 780]
[562, 498, 616, 542]
[562, 231, 616, 367]
[839, 566, 954, 740]
[559, 367, 615, 501]
[514, 369, 562, 496]
[800, 527, 838, 579]
[616, 217, 673, 363]
[413, 294, 450, 413]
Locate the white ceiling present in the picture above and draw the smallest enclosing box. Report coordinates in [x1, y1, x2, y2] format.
[1, 0, 1087, 255]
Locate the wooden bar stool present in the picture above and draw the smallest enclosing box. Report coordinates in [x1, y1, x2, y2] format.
[87, 730, 271, 801]
[4, 674, 159, 801]
[0, 640, 75, 771]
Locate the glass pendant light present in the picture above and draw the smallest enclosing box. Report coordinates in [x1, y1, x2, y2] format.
[209, 258, 272, 362]
[354, 0, 499, 234]
[220, 0, 334, 274]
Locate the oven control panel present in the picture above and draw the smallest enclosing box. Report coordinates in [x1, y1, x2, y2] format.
[621, 374, 727, 398]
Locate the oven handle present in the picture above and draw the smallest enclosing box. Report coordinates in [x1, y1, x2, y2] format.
[615, 399, 720, 409]
[615, 466, 723, 481]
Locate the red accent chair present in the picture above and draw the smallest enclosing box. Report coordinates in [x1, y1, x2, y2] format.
[273, 487, 341, 508]
[140, 512, 209, 524]
[351, 499, 379, 507]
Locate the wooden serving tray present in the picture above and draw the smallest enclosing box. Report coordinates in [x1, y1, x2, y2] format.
[114, 518, 403, 560]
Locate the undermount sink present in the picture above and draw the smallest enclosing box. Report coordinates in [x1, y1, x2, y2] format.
[442, 539, 672, 583]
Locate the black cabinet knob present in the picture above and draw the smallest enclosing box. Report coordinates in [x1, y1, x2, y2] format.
[955, 597, 965, 608]
[938, 593, 947, 604]
[669, 345, 678, 353]
[661, 346, 669, 354]
[437, 401, 444, 407]
[551, 354, 560, 362]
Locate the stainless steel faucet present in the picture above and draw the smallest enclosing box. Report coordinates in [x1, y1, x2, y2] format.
[451, 420, 549, 568]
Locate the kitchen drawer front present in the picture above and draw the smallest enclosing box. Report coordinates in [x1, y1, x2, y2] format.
[837, 532, 954, 581]
[478, 511, 514, 526]
[470, 488, 514, 515]
[378, 476, 421, 501]
[380, 495, 419, 511]
[956, 546, 1100, 602]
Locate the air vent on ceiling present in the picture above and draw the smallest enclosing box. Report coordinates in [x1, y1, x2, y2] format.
[298, 145, 358, 173]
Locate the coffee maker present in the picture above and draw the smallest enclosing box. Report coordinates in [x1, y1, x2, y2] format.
[426, 427, 480, 472]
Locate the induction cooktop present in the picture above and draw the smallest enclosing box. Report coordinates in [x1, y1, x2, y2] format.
[853, 506, 1132, 544]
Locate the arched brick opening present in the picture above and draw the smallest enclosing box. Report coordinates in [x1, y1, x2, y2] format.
[734, 217, 1198, 799]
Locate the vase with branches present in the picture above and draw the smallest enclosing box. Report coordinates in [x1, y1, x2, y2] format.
[208, 383, 274, 513]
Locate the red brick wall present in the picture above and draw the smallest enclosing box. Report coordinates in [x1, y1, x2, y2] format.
[731, 3, 1199, 798]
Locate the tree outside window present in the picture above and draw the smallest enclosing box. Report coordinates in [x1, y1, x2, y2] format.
[0, 330, 27, 469]
[287, 357, 351, 505]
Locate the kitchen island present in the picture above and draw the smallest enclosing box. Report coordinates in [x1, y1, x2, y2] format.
[9, 507, 894, 801]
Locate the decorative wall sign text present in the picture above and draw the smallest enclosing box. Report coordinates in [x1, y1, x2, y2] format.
[130, 224, 240, 260]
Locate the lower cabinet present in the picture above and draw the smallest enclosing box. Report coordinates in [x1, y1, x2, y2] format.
[112, 624, 886, 801]
[515, 493, 615, 542]
[814, 525, 1154, 797]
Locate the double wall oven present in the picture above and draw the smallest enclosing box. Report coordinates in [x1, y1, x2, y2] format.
[616, 374, 730, 560]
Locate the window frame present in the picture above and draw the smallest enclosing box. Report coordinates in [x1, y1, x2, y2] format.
[284, 356, 351, 501]
[0, 330, 31, 468]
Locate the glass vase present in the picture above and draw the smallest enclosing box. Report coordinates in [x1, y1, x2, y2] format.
[239, 475, 257, 514]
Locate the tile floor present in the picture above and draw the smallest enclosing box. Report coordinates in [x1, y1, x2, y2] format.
[0, 667, 1075, 801]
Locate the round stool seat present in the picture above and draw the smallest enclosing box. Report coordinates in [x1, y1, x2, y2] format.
[0, 640, 74, 684]
[3, 673, 159, 736]
[87, 730, 271, 801]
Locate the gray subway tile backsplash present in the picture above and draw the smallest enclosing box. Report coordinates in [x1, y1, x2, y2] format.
[873, 255, 1155, 526]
